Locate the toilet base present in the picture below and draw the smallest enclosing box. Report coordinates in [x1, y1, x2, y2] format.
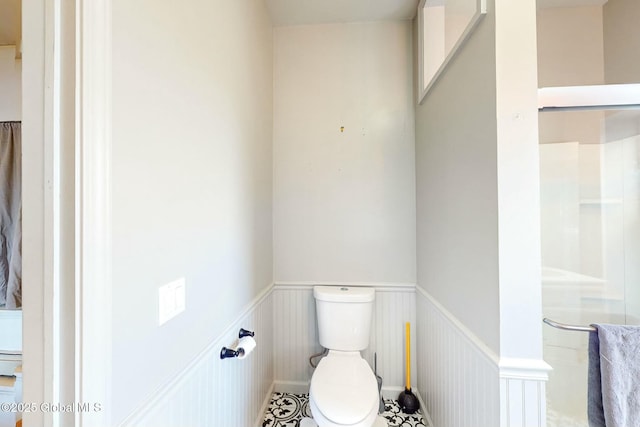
[299, 416, 387, 427]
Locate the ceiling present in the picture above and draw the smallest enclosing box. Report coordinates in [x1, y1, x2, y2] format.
[265, 0, 419, 26]
[0, 0, 20, 46]
[265, 0, 610, 26]
[0, 0, 611, 44]
[537, 0, 607, 8]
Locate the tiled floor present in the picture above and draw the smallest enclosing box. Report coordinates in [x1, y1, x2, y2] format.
[262, 392, 427, 427]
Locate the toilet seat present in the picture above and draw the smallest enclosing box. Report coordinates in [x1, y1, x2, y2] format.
[309, 351, 379, 426]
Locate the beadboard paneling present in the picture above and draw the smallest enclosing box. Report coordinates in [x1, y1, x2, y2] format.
[499, 362, 549, 427]
[273, 286, 321, 385]
[119, 287, 274, 427]
[417, 287, 549, 427]
[365, 287, 417, 390]
[502, 378, 545, 427]
[273, 284, 416, 391]
[416, 286, 500, 427]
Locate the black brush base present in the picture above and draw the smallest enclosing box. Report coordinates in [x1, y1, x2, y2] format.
[397, 388, 420, 414]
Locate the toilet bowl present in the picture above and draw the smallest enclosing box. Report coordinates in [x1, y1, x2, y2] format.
[309, 351, 379, 427]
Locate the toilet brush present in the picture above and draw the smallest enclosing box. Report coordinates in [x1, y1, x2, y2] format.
[397, 322, 420, 414]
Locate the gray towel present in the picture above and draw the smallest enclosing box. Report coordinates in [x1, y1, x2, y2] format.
[588, 324, 640, 427]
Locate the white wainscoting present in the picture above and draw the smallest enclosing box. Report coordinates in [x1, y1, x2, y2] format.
[499, 359, 550, 427]
[117, 282, 548, 427]
[118, 286, 274, 427]
[416, 287, 549, 427]
[273, 283, 417, 394]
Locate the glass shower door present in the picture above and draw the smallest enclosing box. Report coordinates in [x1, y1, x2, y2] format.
[539, 107, 640, 427]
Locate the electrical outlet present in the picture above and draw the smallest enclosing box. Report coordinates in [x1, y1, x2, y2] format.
[158, 278, 186, 325]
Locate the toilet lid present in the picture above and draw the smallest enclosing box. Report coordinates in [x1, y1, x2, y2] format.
[310, 354, 378, 425]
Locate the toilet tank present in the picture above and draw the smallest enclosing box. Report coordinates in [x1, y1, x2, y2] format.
[314, 286, 375, 351]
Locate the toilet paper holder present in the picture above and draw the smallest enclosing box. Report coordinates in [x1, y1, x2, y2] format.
[239, 328, 254, 338]
[220, 328, 255, 359]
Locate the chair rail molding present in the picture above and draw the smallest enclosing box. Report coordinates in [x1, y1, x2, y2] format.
[76, 0, 113, 425]
[273, 282, 417, 394]
[118, 283, 274, 427]
[415, 286, 549, 427]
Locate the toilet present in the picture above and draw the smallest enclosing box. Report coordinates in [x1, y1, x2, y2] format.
[304, 286, 387, 427]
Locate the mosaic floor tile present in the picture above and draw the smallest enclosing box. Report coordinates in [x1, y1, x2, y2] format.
[262, 392, 427, 427]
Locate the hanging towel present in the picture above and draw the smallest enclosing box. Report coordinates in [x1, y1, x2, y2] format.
[588, 324, 640, 427]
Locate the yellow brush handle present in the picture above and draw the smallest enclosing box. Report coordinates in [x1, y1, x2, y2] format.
[405, 322, 411, 390]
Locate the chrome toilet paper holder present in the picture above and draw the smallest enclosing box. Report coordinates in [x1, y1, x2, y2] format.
[220, 328, 255, 359]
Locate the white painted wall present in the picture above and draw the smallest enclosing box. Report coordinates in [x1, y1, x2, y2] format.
[415, 4, 500, 353]
[415, 0, 548, 423]
[110, 0, 273, 423]
[21, 0, 48, 424]
[604, 0, 640, 84]
[0, 46, 21, 120]
[495, 0, 544, 361]
[273, 21, 416, 285]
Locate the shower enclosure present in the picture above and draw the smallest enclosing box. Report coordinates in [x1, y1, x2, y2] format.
[539, 95, 640, 426]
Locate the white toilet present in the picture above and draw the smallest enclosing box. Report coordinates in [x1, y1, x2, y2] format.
[305, 286, 386, 427]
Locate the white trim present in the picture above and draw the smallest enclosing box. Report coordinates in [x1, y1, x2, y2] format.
[417, 286, 549, 426]
[118, 283, 275, 426]
[75, 0, 112, 425]
[417, 0, 487, 103]
[416, 0, 427, 103]
[21, 0, 57, 425]
[416, 286, 551, 381]
[230, 283, 274, 328]
[53, 1, 78, 425]
[274, 282, 416, 293]
[538, 83, 640, 110]
[499, 358, 551, 381]
[274, 380, 310, 395]
[414, 389, 435, 427]
[273, 382, 416, 401]
[380, 385, 406, 400]
[44, 0, 57, 419]
[416, 286, 499, 366]
[255, 382, 276, 427]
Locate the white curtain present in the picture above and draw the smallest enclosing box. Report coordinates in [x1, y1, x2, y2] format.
[0, 122, 21, 309]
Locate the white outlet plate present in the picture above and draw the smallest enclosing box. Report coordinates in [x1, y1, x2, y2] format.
[158, 278, 186, 326]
